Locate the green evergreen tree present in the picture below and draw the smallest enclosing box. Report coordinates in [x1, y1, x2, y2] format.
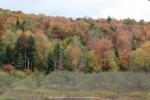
[46, 41, 66, 73]
[80, 53, 93, 73]
[53, 42, 64, 69]
[5, 45, 15, 64]
[16, 17, 21, 30]
[27, 35, 36, 70]
[64, 53, 73, 71]
[53, 42, 60, 67]
[14, 53, 24, 70]
[131, 33, 137, 51]
[15, 34, 26, 69]
[0, 40, 6, 67]
[112, 44, 126, 71]
[20, 21, 25, 32]
[33, 52, 46, 71]
[16, 18, 25, 32]
[46, 52, 54, 74]
[15, 34, 36, 70]
[107, 16, 112, 24]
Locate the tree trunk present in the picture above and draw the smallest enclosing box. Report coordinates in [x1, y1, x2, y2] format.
[59, 42, 62, 69]
[27, 58, 30, 70]
[24, 49, 26, 70]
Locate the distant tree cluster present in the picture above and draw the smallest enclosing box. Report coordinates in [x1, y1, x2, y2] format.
[0, 9, 150, 73]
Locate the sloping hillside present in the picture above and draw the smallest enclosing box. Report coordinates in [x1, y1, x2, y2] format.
[0, 8, 150, 72]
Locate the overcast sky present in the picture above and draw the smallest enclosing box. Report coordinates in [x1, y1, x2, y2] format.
[0, 0, 150, 21]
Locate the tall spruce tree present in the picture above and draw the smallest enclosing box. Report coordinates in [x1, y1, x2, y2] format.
[16, 17, 21, 30]
[46, 52, 55, 74]
[0, 40, 6, 67]
[33, 52, 46, 71]
[131, 33, 137, 51]
[5, 45, 15, 64]
[15, 34, 36, 70]
[14, 53, 24, 70]
[27, 35, 36, 70]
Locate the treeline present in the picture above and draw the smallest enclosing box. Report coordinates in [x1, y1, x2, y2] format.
[0, 8, 150, 73]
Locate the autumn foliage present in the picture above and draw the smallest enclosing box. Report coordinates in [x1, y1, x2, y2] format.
[0, 8, 150, 72]
[4, 64, 14, 72]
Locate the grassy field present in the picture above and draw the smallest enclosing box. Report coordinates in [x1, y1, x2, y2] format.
[0, 71, 150, 100]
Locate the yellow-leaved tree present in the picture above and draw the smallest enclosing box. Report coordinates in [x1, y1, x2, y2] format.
[133, 41, 150, 71]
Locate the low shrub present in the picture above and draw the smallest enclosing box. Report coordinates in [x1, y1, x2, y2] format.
[13, 71, 26, 79]
[0, 71, 9, 77]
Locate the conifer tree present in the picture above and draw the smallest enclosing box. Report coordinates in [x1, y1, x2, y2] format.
[16, 17, 21, 30]
[27, 35, 36, 70]
[0, 41, 6, 67]
[14, 53, 24, 70]
[131, 33, 137, 50]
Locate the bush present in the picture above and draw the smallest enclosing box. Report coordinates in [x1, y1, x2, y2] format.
[0, 95, 16, 100]
[0, 71, 9, 77]
[13, 71, 26, 79]
[123, 18, 136, 25]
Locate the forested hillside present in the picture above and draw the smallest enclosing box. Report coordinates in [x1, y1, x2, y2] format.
[0, 8, 150, 73]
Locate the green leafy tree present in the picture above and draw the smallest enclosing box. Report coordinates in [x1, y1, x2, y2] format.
[133, 41, 150, 71]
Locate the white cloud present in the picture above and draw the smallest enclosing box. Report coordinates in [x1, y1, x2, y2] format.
[100, 0, 150, 21]
[0, 0, 150, 21]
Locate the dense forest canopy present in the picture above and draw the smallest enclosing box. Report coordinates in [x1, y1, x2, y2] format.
[0, 8, 150, 73]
